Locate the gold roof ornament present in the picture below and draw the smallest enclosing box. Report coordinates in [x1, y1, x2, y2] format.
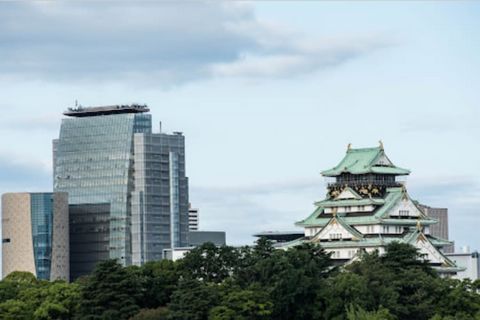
[401, 184, 408, 200]
[416, 219, 422, 231]
[332, 207, 338, 217]
[379, 140, 384, 150]
[347, 143, 352, 151]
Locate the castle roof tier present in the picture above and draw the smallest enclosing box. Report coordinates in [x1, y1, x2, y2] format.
[321, 145, 410, 177]
[286, 143, 463, 275]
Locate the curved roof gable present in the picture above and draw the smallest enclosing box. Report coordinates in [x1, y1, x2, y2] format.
[321, 146, 410, 177]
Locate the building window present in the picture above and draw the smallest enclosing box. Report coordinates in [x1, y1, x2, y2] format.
[348, 250, 357, 258]
[399, 210, 409, 216]
[329, 233, 342, 240]
[345, 206, 351, 212]
[2, 238, 10, 243]
[331, 251, 341, 258]
[383, 226, 390, 233]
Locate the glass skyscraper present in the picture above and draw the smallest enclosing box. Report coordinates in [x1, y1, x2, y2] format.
[53, 105, 189, 279]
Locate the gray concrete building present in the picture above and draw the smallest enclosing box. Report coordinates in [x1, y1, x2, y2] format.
[53, 104, 189, 279]
[187, 231, 226, 247]
[2, 192, 69, 281]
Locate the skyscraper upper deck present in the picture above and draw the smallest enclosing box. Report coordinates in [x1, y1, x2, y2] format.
[63, 104, 150, 117]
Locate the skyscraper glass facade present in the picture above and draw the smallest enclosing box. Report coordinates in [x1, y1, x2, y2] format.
[131, 133, 189, 265]
[53, 106, 188, 277]
[30, 193, 54, 280]
[54, 113, 150, 266]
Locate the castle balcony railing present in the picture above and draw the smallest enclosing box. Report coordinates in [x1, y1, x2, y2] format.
[327, 180, 403, 189]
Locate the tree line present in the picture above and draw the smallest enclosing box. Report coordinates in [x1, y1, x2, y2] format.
[1, 240, 480, 320]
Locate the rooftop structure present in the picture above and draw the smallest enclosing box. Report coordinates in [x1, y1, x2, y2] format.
[253, 231, 305, 244]
[288, 142, 462, 275]
[63, 104, 150, 117]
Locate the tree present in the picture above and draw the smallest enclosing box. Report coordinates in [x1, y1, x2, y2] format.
[346, 304, 395, 320]
[0, 299, 31, 320]
[129, 307, 169, 320]
[209, 287, 273, 320]
[168, 279, 220, 320]
[139, 260, 180, 308]
[178, 243, 239, 283]
[75, 259, 142, 320]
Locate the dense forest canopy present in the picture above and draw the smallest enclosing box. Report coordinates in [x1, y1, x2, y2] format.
[1, 240, 479, 320]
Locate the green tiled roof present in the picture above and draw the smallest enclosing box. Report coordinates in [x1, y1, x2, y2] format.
[296, 187, 436, 227]
[321, 146, 410, 177]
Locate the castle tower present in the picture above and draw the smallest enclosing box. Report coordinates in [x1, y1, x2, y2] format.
[294, 143, 461, 275]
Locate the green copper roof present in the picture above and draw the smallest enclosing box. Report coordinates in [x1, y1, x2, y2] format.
[296, 188, 437, 227]
[321, 146, 410, 177]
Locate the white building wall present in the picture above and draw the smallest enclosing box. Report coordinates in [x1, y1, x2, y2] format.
[446, 253, 480, 280]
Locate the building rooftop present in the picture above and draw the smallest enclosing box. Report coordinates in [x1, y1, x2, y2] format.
[63, 104, 150, 117]
[321, 143, 410, 177]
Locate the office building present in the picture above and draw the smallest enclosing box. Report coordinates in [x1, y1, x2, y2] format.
[419, 205, 454, 253]
[292, 143, 462, 275]
[188, 205, 199, 231]
[187, 231, 226, 247]
[446, 251, 480, 280]
[253, 231, 304, 245]
[53, 104, 189, 279]
[2, 192, 69, 281]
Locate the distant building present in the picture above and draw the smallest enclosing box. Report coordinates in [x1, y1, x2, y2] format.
[188, 231, 226, 247]
[446, 251, 480, 280]
[253, 231, 304, 245]
[53, 104, 189, 280]
[2, 192, 69, 281]
[189, 206, 199, 231]
[419, 204, 453, 253]
[163, 231, 227, 261]
[292, 143, 461, 275]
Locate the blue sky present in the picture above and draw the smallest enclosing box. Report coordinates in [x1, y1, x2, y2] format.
[0, 1, 479, 250]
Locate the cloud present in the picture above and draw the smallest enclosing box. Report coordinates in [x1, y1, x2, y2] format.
[210, 36, 392, 78]
[190, 178, 322, 245]
[0, 2, 389, 85]
[0, 114, 61, 132]
[0, 155, 51, 192]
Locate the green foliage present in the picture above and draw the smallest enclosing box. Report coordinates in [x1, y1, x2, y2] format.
[0, 299, 31, 320]
[129, 307, 170, 320]
[168, 279, 220, 320]
[209, 287, 273, 320]
[346, 304, 396, 320]
[75, 259, 142, 320]
[178, 242, 239, 283]
[140, 260, 180, 308]
[1, 242, 480, 320]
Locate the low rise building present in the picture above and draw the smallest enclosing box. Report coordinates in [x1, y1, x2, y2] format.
[2, 192, 69, 281]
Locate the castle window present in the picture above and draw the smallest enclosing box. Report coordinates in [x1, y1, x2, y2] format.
[399, 210, 409, 216]
[329, 233, 342, 240]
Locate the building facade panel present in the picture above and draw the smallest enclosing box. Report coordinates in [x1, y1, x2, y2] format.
[2, 193, 69, 281]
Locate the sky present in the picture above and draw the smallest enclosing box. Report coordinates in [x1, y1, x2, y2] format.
[0, 1, 479, 251]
